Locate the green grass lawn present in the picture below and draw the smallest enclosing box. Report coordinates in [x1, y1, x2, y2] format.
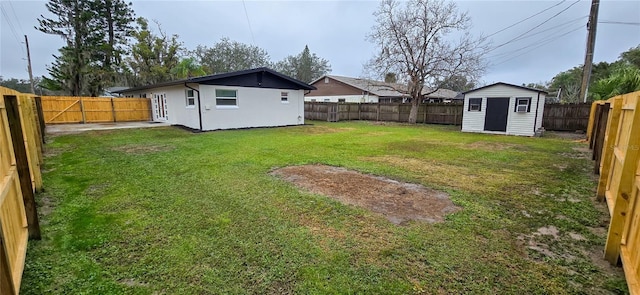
[22, 121, 627, 294]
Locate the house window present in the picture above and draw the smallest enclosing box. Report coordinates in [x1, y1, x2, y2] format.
[338, 98, 346, 103]
[515, 97, 531, 112]
[468, 98, 482, 111]
[311, 99, 317, 102]
[216, 89, 237, 107]
[281, 92, 289, 103]
[323, 99, 330, 102]
[185, 89, 196, 107]
[139, 93, 147, 98]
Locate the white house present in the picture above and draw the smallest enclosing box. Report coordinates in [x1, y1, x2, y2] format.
[305, 75, 459, 103]
[116, 68, 316, 131]
[461, 82, 546, 136]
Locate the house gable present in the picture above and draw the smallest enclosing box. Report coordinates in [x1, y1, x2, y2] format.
[196, 71, 312, 90]
[307, 77, 366, 97]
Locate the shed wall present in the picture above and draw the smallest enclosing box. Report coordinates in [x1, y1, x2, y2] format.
[462, 84, 545, 136]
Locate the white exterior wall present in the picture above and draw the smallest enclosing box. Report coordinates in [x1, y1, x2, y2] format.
[462, 84, 545, 136]
[304, 95, 379, 103]
[199, 85, 304, 130]
[122, 84, 305, 131]
[535, 95, 546, 131]
[122, 85, 201, 130]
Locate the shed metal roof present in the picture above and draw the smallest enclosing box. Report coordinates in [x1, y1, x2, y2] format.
[462, 82, 548, 95]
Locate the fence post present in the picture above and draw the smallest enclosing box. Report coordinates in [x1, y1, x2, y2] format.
[423, 104, 427, 124]
[33, 97, 45, 144]
[586, 101, 598, 142]
[5, 95, 41, 240]
[79, 97, 86, 123]
[597, 98, 622, 201]
[111, 98, 117, 122]
[604, 95, 640, 264]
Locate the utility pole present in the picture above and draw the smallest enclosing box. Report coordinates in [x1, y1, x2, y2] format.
[24, 35, 36, 94]
[578, 0, 600, 103]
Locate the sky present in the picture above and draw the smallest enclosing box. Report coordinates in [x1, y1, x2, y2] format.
[1, 0, 639, 86]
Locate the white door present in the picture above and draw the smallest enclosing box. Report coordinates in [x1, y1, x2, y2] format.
[152, 93, 168, 121]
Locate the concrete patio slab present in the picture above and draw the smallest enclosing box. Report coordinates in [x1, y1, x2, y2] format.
[46, 121, 171, 135]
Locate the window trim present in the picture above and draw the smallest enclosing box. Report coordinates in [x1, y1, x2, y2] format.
[215, 89, 238, 108]
[468, 98, 482, 112]
[185, 89, 196, 108]
[514, 97, 531, 113]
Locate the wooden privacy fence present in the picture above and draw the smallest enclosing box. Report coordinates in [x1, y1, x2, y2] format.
[542, 103, 592, 131]
[588, 91, 640, 294]
[41, 96, 151, 124]
[0, 86, 44, 294]
[305, 102, 592, 131]
[305, 102, 464, 125]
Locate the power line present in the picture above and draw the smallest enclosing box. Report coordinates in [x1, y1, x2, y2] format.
[598, 21, 640, 26]
[487, 16, 587, 59]
[0, 4, 26, 55]
[487, 0, 582, 53]
[508, 15, 587, 44]
[491, 24, 584, 62]
[485, 0, 568, 38]
[7, 0, 25, 35]
[241, 0, 256, 45]
[491, 25, 584, 67]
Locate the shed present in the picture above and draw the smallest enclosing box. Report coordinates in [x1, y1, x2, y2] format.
[461, 82, 547, 136]
[115, 67, 315, 131]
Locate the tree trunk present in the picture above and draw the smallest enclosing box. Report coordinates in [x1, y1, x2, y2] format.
[408, 97, 420, 124]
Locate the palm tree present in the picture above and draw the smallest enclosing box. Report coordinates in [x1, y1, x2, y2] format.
[171, 58, 206, 79]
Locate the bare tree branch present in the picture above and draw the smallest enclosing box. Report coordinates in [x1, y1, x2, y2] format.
[366, 0, 488, 123]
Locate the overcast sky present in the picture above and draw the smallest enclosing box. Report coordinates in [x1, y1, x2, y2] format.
[1, 0, 639, 86]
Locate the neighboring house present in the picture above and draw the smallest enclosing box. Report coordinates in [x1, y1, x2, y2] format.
[305, 75, 458, 103]
[115, 67, 315, 131]
[461, 82, 546, 136]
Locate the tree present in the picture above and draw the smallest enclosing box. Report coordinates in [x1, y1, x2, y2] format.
[591, 67, 640, 100]
[0, 76, 49, 94]
[37, 0, 94, 95]
[171, 58, 206, 79]
[436, 75, 476, 92]
[384, 73, 397, 83]
[127, 18, 183, 86]
[37, 0, 135, 96]
[193, 38, 271, 74]
[619, 45, 640, 69]
[273, 45, 331, 83]
[90, 0, 135, 92]
[367, 0, 486, 123]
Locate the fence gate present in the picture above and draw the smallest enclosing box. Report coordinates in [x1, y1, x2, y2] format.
[327, 103, 338, 122]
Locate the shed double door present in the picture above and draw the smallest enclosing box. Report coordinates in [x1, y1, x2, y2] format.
[484, 97, 509, 132]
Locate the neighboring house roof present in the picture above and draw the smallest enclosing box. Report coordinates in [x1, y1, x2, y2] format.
[462, 82, 549, 95]
[311, 75, 458, 99]
[115, 67, 316, 93]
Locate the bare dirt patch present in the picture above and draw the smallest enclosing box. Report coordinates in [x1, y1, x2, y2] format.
[299, 125, 355, 135]
[464, 141, 524, 151]
[111, 144, 174, 155]
[271, 165, 460, 225]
